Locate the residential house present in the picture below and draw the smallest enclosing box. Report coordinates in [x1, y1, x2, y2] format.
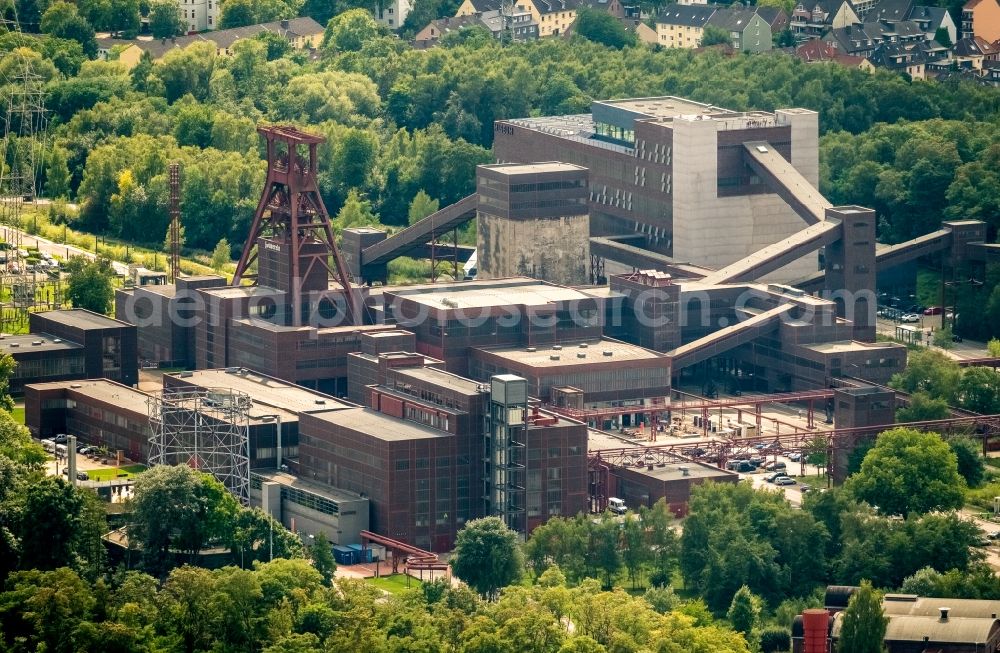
[529, 0, 584, 37]
[867, 0, 958, 42]
[655, 4, 718, 47]
[619, 17, 658, 43]
[415, 9, 538, 47]
[754, 6, 790, 34]
[677, 0, 708, 4]
[795, 38, 874, 67]
[175, 0, 220, 32]
[982, 58, 1000, 82]
[823, 22, 880, 54]
[868, 39, 928, 76]
[710, 8, 773, 52]
[791, 0, 861, 38]
[952, 34, 1000, 68]
[455, 0, 505, 15]
[374, 0, 412, 30]
[107, 17, 324, 69]
[962, 0, 1000, 41]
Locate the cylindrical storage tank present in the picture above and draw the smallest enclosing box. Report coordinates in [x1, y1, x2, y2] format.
[802, 608, 829, 653]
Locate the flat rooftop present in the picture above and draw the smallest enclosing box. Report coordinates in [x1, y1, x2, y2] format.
[165, 369, 355, 416]
[630, 460, 737, 482]
[252, 470, 367, 504]
[306, 407, 451, 442]
[477, 339, 666, 368]
[391, 278, 598, 311]
[598, 96, 735, 120]
[33, 309, 131, 330]
[0, 333, 82, 353]
[505, 114, 631, 153]
[801, 340, 903, 354]
[28, 379, 151, 415]
[479, 162, 588, 176]
[394, 366, 484, 395]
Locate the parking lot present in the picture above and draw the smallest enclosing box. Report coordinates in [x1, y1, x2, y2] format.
[39, 435, 144, 485]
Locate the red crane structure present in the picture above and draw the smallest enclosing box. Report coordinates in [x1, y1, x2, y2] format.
[232, 125, 361, 326]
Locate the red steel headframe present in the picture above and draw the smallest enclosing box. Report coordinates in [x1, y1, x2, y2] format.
[232, 125, 360, 326]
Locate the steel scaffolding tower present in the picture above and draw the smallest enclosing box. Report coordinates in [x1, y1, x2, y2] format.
[168, 163, 181, 283]
[484, 375, 527, 536]
[147, 387, 252, 505]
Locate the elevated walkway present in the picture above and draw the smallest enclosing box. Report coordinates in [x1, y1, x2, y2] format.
[589, 237, 713, 279]
[700, 220, 842, 285]
[743, 142, 831, 225]
[669, 304, 791, 370]
[361, 194, 478, 270]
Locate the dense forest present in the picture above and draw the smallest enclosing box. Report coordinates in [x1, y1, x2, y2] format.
[1, 9, 999, 258]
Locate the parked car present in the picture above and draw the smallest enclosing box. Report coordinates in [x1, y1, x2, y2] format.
[608, 497, 627, 515]
[900, 313, 920, 323]
[774, 476, 796, 486]
[765, 472, 785, 483]
[788, 452, 802, 462]
[53, 433, 68, 444]
[952, 334, 963, 343]
[764, 461, 787, 472]
[924, 306, 942, 315]
[800, 484, 812, 493]
[988, 531, 1000, 540]
[75, 471, 89, 481]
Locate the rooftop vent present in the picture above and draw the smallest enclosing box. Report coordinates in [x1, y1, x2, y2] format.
[577, 352, 586, 359]
[179, 371, 193, 378]
[679, 466, 690, 476]
[315, 399, 326, 405]
[9, 343, 18, 348]
[553, 345, 562, 350]
[940, 607, 950, 621]
[526, 347, 536, 352]
[225, 367, 239, 373]
[578, 343, 588, 348]
[550, 355, 560, 361]
[70, 384, 82, 389]
[32, 341, 41, 346]
[53, 339, 62, 343]
[603, 350, 613, 356]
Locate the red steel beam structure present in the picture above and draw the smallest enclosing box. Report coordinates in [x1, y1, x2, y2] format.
[232, 125, 361, 326]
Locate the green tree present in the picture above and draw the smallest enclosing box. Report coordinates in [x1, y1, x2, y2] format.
[40, 2, 97, 57]
[890, 348, 962, 403]
[154, 41, 217, 103]
[848, 427, 965, 517]
[408, 190, 439, 225]
[837, 580, 887, 653]
[760, 626, 792, 653]
[949, 437, 986, 488]
[0, 408, 44, 462]
[574, 7, 635, 49]
[988, 338, 1000, 358]
[323, 8, 381, 52]
[588, 514, 623, 589]
[896, 391, 950, 422]
[727, 585, 761, 637]
[934, 26, 953, 47]
[451, 517, 524, 599]
[45, 147, 72, 199]
[310, 531, 336, 585]
[148, 0, 183, 38]
[211, 237, 231, 272]
[958, 367, 1000, 414]
[64, 257, 115, 315]
[334, 189, 380, 234]
[229, 508, 304, 568]
[129, 465, 239, 576]
[700, 24, 731, 47]
[15, 477, 84, 572]
[0, 568, 96, 653]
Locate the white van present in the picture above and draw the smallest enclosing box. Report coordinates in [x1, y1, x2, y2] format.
[608, 497, 627, 515]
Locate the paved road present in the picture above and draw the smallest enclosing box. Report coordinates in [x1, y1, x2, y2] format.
[876, 316, 990, 359]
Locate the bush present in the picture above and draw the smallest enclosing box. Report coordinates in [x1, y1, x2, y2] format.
[759, 626, 791, 653]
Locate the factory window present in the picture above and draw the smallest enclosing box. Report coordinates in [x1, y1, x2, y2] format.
[548, 447, 560, 458]
[437, 456, 450, 467]
[395, 459, 409, 471]
[568, 445, 581, 455]
[547, 467, 560, 480]
[416, 457, 429, 469]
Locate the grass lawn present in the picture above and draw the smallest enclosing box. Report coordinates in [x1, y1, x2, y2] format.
[11, 406, 24, 424]
[366, 574, 423, 594]
[86, 464, 146, 482]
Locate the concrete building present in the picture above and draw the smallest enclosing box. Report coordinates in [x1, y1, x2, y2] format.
[612, 459, 738, 516]
[252, 471, 369, 546]
[963, 0, 1000, 41]
[374, 0, 412, 29]
[177, 0, 220, 32]
[493, 97, 821, 281]
[476, 162, 590, 286]
[655, 5, 717, 47]
[16, 310, 138, 390]
[414, 9, 539, 47]
[791, 0, 861, 37]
